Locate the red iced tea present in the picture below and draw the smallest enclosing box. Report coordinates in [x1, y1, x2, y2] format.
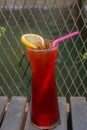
[27, 45, 60, 129]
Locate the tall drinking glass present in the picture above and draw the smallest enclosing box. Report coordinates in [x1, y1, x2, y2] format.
[26, 44, 60, 129]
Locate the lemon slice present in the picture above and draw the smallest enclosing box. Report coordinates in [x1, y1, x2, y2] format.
[21, 34, 44, 49]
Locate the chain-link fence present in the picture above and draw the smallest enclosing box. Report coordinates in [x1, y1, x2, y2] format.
[0, 0, 87, 102]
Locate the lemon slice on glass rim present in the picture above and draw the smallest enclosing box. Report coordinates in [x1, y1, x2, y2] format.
[21, 34, 44, 49]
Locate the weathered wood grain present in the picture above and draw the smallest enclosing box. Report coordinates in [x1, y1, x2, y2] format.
[54, 97, 67, 130]
[70, 97, 87, 130]
[0, 96, 27, 130]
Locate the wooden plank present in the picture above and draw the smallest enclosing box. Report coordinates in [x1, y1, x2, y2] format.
[0, 97, 8, 123]
[24, 97, 67, 130]
[54, 97, 67, 130]
[70, 97, 87, 130]
[0, 96, 27, 130]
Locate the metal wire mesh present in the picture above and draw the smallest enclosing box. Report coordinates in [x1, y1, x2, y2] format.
[0, 0, 87, 101]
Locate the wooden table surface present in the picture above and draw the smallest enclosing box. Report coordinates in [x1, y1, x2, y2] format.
[0, 96, 87, 130]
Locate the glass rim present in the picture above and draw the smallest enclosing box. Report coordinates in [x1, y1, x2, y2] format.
[26, 45, 58, 52]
